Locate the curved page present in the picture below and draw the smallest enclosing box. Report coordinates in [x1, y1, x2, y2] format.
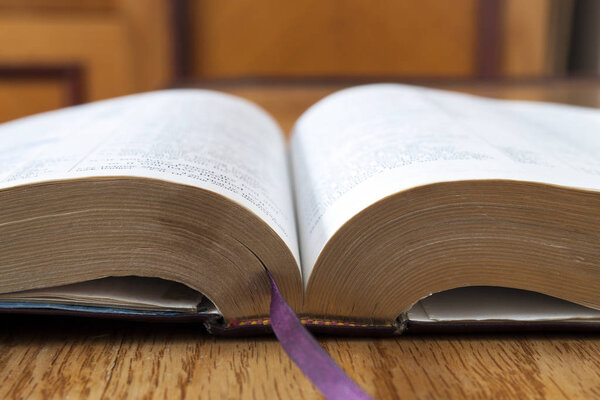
[0, 90, 299, 263]
[291, 84, 600, 281]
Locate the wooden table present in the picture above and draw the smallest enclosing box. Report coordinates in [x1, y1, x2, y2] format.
[2, 80, 600, 399]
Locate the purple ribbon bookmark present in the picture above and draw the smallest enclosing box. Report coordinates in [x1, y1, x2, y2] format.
[267, 270, 373, 400]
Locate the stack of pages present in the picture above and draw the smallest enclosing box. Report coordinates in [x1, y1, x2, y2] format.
[1, 84, 599, 334]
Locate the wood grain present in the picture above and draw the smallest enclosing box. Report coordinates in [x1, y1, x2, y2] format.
[2, 82, 600, 399]
[1, 315, 600, 399]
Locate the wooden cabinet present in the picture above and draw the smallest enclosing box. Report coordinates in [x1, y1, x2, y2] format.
[187, 0, 569, 81]
[0, 0, 173, 122]
[0, 0, 572, 122]
[0, 76, 66, 122]
[501, 0, 574, 77]
[189, 0, 479, 79]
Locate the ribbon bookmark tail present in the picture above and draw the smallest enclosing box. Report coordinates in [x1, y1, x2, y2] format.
[267, 270, 373, 400]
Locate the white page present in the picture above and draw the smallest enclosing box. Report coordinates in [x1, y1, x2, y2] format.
[0, 276, 205, 312]
[407, 287, 600, 322]
[0, 90, 299, 262]
[290, 84, 600, 281]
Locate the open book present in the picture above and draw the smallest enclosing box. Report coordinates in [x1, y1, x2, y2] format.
[1, 84, 600, 334]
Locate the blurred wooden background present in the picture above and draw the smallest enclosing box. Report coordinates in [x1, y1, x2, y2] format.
[0, 0, 592, 122]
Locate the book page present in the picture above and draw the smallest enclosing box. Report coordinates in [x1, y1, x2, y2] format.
[0, 90, 299, 262]
[407, 287, 600, 322]
[290, 84, 600, 280]
[0, 276, 207, 313]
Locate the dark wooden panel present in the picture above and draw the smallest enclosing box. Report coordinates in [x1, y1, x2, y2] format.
[0, 65, 83, 122]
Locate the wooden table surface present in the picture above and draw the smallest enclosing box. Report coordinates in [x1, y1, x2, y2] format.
[2, 80, 600, 399]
